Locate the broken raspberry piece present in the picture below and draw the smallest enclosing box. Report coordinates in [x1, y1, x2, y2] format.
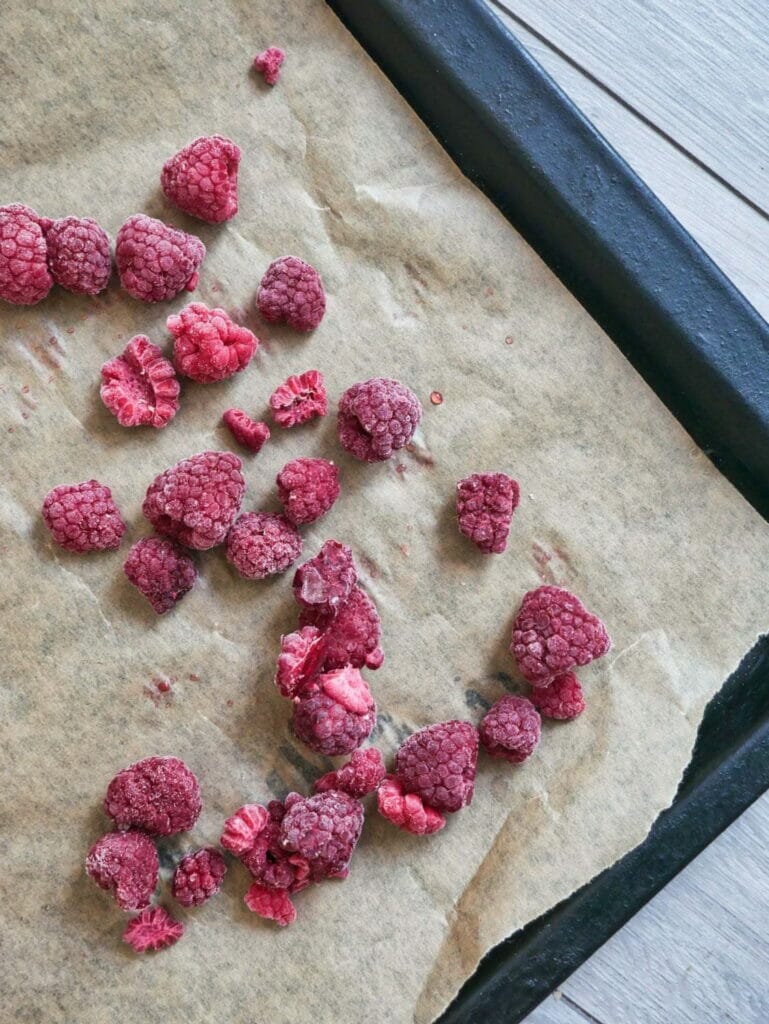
[104, 756, 201, 836]
[161, 135, 241, 224]
[253, 46, 285, 85]
[396, 721, 479, 814]
[172, 848, 227, 907]
[277, 457, 340, 525]
[256, 257, 326, 331]
[300, 585, 383, 671]
[226, 512, 302, 580]
[279, 791, 364, 880]
[244, 883, 296, 926]
[269, 370, 328, 427]
[456, 472, 520, 554]
[222, 409, 270, 453]
[123, 537, 197, 614]
[85, 831, 159, 911]
[123, 907, 184, 953]
[46, 215, 111, 295]
[293, 669, 376, 756]
[116, 214, 205, 302]
[479, 694, 541, 764]
[168, 302, 258, 383]
[337, 378, 422, 462]
[319, 665, 373, 714]
[0, 203, 53, 305]
[314, 747, 386, 798]
[42, 479, 126, 552]
[377, 775, 446, 835]
[274, 626, 326, 699]
[100, 335, 180, 429]
[292, 540, 357, 616]
[220, 803, 269, 855]
[530, 671, 586, 720]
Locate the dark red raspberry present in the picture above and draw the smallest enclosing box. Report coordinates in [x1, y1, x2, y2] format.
[116, 214, 205, 302]
[300, 585, 384, 671]
[42, 479, 126, 553]
[292, 667, 376, 756]
[85, 831, 159, 911]
[274, 625, 326, 699]
[314, 747, 385, 798]
[269, 370, 328, 427]
[222, 409, 270, 453]
[104, 756, 201, 836]
[279, 790, 364, 880]
[511, 586, 611, 686]
[172, 848, 227, 907]
[244, 883, 296, 926]
[168, 302, 258, 383]
[292, 540, 357, 616]
[256, 256, 326, 331]
[161, 135, 241, 224]
[123, 537, 197, 614]
[337, 378, 422, 462]
[456, 472, 520, 554]
[123, 907, 184, 952]
[142, 450, 245, 550]
[377, 775, 446, 836]
[530, 672, 586, 720]
[396, 721, 479, 814]
[253, 47, 285, 85]
[220, 803, 269, 855]
[277, 457, 340, 526]
[100, 335, 180, 429]
[225, 512, 302, 579]
[479, 695, 541, 764]
[46, 216, 111, 295]
[0, 203, 53, 305]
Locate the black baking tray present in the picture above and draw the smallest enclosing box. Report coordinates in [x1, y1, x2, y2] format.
[325, 0, 769, 1020]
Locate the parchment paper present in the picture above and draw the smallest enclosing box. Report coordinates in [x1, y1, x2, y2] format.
[1, 2, 768, 1021]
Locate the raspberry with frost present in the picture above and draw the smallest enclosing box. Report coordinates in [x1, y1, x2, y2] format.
[395, 721, 479, 814]
[116, 214, 205, 302]
[123, 907, 184, 952]
[172, 848, 227, 907]
[279, 790, 364, 880]
[161, 135, 241, 224]
[244, 883, 296, 927]
[269, 370, 328, 427]
[292, 540, 357, 616]
[292, 667, 376, 756]
[85, 831, 159, 911]
[257, 257, 326, 331]
[42, 479, 126, 552]
[314, 747, 386, 798]
[530, 671, 586, 720]
[253, 47, 285, 85]
[100, 335, 180, 428]
[225, 512, 302, 579]
[337, 378, 422, 462]
[277, 457, 340, 525]
[0, 203, 53, 305]
[123, 537, 197, 614]
[220, 803, 269, 855]
[104, 756, 201, 836]
[46, 215, 111, 295]
[274, 626, 326, 699]
[300, 585, 383, 671]
[479, 695, 541, 764]
[225, 800, 310, 896]
[456, 472, 520, 554]
[168, 302, 258, 383]
[377, 775, 446, 835]
[222, 409, 270, 453]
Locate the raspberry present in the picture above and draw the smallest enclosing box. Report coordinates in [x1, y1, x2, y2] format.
[220, 803, 269, 855]
[0, 204, 53, 305]
[227, 800, 311, 897]
[256, 256, 326, 331]
[116, 214, 205, 302]
[314, 747, 386, 798]
[222, 409, 270, 453]
[300, 585, 384, 671]
[161, 135, 241, 224]
[168, 302, 258, 383]
[292, 540, 357, 616]
[530, 671, 586, 720]
[337, 378, 422, 462]
[123, 537, 198, 614]
[123, 907, 184, 953]
[292, 667, 376, 756]
[253, 47, 285, 85]
[479, 695, 541, 764]
[511, 586, 611, 685]
[45, 216, 111, 295]
[277, 457, 340, 525]
[279, 791, 364, 880]
[456, 472, 520, 554]
[42, 479, 126, 553]
[377, 775, 446, 835]
[225, 512, 302, 579]
[172, 848, 227, 907]
[143, 450, 245, 550]
[274, 625, 326, 699]
[269, 370, 328, 427]
[244, 884, 296, 927]
[104, 756, 201, 836]
[395, 721, 479, 813]
[85, 831, 159, 911]
[100, 335, 180, 429]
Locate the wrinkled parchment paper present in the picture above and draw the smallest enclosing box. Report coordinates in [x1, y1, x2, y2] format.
[2, 2, 768, 1021]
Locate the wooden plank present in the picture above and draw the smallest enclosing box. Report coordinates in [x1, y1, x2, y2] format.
[524, 992, 599, 1024]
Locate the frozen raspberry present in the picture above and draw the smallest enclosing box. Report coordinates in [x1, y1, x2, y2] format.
[456, 472, 520, 554]
[46, 216, 111, 295]
[511, 585, 611, 686]
[226, 512, 302, 580]
[292, 540, 357, 616]
[222, 409, 270, 453]
[85, 831, 159, 911]
[42, 479, 126, 553]
[116, 214, 205, 302]
[161, 135, 241, 224]
[314, 747, 386, 798]
[0, 204, 53, 305]
[172, 848, 227, 907]
[396, 721, 479, 814]
[256, 256, 326, 331]
[274, 626, 326, 699]
[300, 585, 384, 671]
[123, 907, 184, 953]
[168, 302, 258, 383]
[377, 775, 446, 835]
[292, 667, 376, 756]
[220, 803, 269, 855]
[100, 335, 180, 429]
[277, 457, 340, 526]
[269, 370, 328, 428]
[104, 756, 201, 836]
[530, 671, 586, 720]
[479, 695, 541, 764]
[337, 378, 422, 462]
[253, 47, 285, 85]
[123, 537, 197, 614]
[280, 790, 364, 880]
[244, 883, 296, 926]
[143, 450, 245, 550]
[229, 801, 311, 896]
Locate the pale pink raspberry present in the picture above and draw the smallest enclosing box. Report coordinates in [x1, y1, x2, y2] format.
[253, 47, 285, 85]
[161, 135, 241, 224]
[222, 409, 270, 453]
[116, 214, 205, 302]
[314, 748, 386, 798]
[46, 215, 111, 295]
[225, 512, 302, 579]
[269, 370, 328, 427]
[168, 302, 258, 383]
[257, 257, 326, 331]
[337, 378, 422, 462]
[377, 775, 446, 835]
[0, 203, 53, 305]
[277, 457, 340, 525]
[123, 907, 184, 952]
[42, 479, 126, 552]
[220, 803, 269, 855]
[244, 883, 296, 926]
[100, 335, 180, 429]
[274, 626, 326, 700]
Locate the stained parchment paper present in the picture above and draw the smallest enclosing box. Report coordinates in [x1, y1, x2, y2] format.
[1, 2, 768, 1022]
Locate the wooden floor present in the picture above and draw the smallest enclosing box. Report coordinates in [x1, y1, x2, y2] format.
[481, 2, 769, 1022]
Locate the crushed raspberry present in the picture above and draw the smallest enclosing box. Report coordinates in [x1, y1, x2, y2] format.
[143, 450, 245, 550]
[277, 457, 340, 525]
[116, 214, 205, 302]
[337, 378, 422, 462]
[292, 540, 357, 616]
[46, 216, 111, 295]
[318, 665, 374, 714]
[377, 775, 446, 835]
[530, 671, 586, 720]
[222, 409, 270, 453]
[511, 585, 611, 685]
[479, 695, 541, 764]
[172, 847, 227, 907]
[244, 883, 296, 926]
[85, 831, 159, 910]
[269, 370, 328, 427]
[396, 721, 479, 813]
[280, 791, 364, 880]
[253, 47, 285, 85]
[123, 537, 198, 614]
[256, 257, 326, 331]
[293, 669, 376, 756]
[300, 585, 384, 671]
[104, 756, 201, 836]
[314, 747, 386, 798]
[220, 803, 269, 855]
[226, 512, 302, 580]
[123, 907, 184, 953]
[161, 135, 241, 224]
[42, 479, 126, 552]
[168, 302, 258, 383]
[456, 472, 520, 554]
[230, 801, 310, 897]
[100, 335, 180, 429]
[274, 626, 326, 699]
[0, 203, 52, 305]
